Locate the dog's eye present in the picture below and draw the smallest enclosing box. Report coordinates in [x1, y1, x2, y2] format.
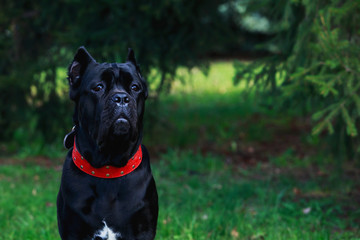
[131, 84, 140, 91]
[93, 84, 104, 92]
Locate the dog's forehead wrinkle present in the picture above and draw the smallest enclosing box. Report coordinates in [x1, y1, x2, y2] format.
[98, 63, 136, 85]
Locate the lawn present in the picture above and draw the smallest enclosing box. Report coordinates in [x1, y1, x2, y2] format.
[1, 152, 359, 239]
[0, 61, 359, 239]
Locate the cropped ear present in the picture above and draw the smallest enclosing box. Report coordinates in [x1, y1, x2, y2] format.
[126, 48, 137, 66]
[68, 46, 96, 100]
[126, 48, 143, 77]
[126, 48, 148, 99]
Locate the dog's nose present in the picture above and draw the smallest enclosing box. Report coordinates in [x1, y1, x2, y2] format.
[112, 93, 130, 104]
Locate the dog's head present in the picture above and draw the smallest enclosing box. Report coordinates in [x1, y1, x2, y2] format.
[68, 47, 148, 158]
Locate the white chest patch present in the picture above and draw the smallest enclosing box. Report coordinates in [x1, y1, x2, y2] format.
[92, 221, 122, 240]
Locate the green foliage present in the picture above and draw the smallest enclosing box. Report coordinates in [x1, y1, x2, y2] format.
[0, 0, 244, 152]
[234, 0, 360, 160]
[59, 0, 243, 92]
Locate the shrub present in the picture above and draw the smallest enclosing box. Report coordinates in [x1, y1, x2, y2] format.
[234, 0, 360, 160]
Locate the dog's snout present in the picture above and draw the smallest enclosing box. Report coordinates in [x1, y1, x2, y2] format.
[112, 93, 130, 104]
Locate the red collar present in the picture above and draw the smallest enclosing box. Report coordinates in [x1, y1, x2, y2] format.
[72, 140, 142, 178]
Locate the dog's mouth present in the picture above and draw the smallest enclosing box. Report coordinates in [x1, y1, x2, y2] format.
[113, 117, 131, 136]
[96, 117, 132, 152]
[96, 105, 138, 152]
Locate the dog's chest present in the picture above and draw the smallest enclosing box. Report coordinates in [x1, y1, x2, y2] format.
[92, 221, 121, 240]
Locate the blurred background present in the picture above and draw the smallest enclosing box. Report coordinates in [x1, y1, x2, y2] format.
[0, 0, 359, 239]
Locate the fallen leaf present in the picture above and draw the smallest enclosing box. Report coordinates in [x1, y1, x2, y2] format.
[201, 214, 208, 220]
[293, 187, 301, 195]
[162, 217, 171, 225]
[302, 207, 311, 214]
[231, 228, 239, 238]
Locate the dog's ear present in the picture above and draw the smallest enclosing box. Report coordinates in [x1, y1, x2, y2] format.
[127, 48, 143, 74]
[68, 46, 96, 100]
[126, 48, 148, 99]
[126, 48, 137, 66]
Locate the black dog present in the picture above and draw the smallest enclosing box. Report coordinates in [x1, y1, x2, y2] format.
[57, 47, 158, 240]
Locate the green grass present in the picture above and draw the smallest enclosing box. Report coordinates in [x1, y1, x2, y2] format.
[1, 61, 359, 239]
[0, 153, 359, 239]
[143, 61, 307, 158]
[144, 61, 274, 151]
[155, 152, 360, 240]
[0, 164, 59, 239]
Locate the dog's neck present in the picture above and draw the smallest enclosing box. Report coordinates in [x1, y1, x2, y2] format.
[75, 126, 142, 168]
[72, 140, 142, 178]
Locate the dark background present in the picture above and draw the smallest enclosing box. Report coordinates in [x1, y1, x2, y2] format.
[0, 0, 359, 163]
